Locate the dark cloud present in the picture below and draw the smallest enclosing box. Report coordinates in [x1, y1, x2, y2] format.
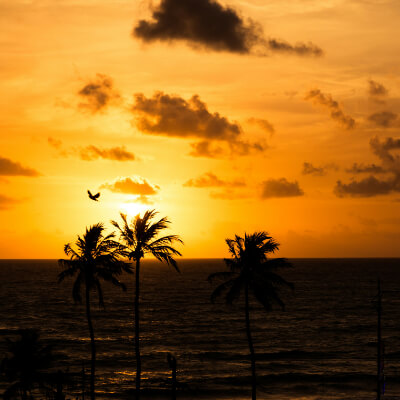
[132, 92, 264, 157]
[266, 38, 323, 57]
[0, 157, 40, 177]
[302, 162, 326, 176]
[261, 178, 304, 198]
[183, 172, 245, 188]
[0, 194, 19, 210]
[368, 111, 397, 128]
[334, 176, 395, 197]
[370, 136, 400, 164]
[133, 92, 240, 140]
[100, 176, 159, 195]
[133, 0, 322, 56]
[305, 89, 355, 129]
[335, 136, 400, 197]
[247, 117, 275, 134]
[346, 163, 386, 174]
[79, 146, 135, 161]
[78, 74, 120, 113]
[368, 80, 388, 98]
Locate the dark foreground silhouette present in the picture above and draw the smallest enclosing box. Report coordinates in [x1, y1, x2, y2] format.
[208, 232, 293, 400]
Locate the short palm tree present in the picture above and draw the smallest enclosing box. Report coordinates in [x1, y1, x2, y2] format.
[58, 223, 131, 400]
[208, 232, 293, 400]
[111, 210, 182, 399]
[1, 329, 54, 400]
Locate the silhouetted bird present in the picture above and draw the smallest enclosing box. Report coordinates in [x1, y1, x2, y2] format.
[87, 190, 100, 201]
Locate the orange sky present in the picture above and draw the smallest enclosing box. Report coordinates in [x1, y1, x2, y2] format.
[1, 0, 400, 258]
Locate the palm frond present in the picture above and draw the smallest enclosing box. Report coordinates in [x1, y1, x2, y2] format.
[210, 279, 235, 303]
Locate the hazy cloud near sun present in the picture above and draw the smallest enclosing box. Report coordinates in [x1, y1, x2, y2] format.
[335, 136, 400, 197]
[48, 138, 135, 162]
[0, 157, 40, 177]
[184, 172, 245, 188]
[132, 92, 265, 157]
[133, 0, 322, 57]
[100, 176, 159, 204]
[100, 176, 159, 195]
[261, 178, 304, 198]
[305, 89, 355, 130]
[78, 74, 120, 113]
[0, 194, 19, 210]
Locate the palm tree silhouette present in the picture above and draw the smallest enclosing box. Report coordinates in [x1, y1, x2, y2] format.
[58, 223, 131, 400]
[111, 210, 182, 399]
[208, 232, 293, 400]
[1, 329, 54, 400]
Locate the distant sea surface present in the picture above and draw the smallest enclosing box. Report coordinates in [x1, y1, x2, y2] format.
[1, 258, 400, 399]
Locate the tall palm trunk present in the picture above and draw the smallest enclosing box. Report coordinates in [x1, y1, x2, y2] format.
[85, 283, 96, 400]
[245, 285, 256, 400]
[134, 258, 141, 399]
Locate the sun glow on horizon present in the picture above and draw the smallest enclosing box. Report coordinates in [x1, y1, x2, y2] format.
[118, 200, 152, 218]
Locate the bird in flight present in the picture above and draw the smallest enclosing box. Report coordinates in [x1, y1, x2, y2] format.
[87, 190, 100, 201]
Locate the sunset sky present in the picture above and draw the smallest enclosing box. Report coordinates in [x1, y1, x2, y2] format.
[2, 0, 400, 258]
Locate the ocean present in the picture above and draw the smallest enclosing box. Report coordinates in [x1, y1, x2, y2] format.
[1, 258, 400, 399]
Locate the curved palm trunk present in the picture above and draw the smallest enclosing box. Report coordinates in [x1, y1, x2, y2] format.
[245, 285, 257, 400]
[85, 283, 96, 400]
[134, 258, 141, 399]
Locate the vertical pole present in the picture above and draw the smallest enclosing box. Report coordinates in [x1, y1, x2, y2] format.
[82, 362, 85, 400]
[377, 279, 381, 400]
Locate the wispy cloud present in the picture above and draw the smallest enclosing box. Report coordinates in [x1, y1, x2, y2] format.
[302, 162, 337, 176]
[79, 146, 135, 161]
[0, 157, 40, 177]
[48, 138, 136, 162]
[184, 172, 245, 188]
[305, 89, 355, 129]
[0, 194, 20, 210]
